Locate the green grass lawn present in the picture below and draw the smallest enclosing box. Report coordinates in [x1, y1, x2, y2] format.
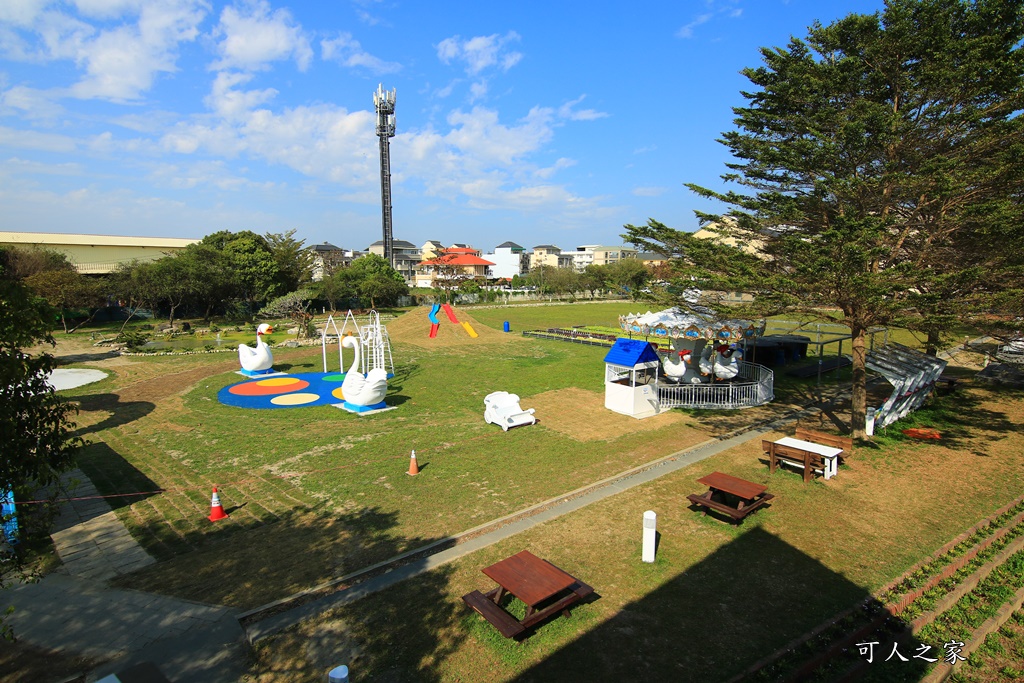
[49, 301, 1017, 682]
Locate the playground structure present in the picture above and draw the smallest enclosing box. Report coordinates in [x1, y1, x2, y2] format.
[865, 343, 947, 435]
[322, 310, 395, 378]
[617, 308, 773, 412]
[483, 391, 537, 431]
[429, 303, 478, 339]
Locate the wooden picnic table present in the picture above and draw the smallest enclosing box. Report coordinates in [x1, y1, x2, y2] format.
[686, 471, 774, 522]
[462, 550, 593, 639]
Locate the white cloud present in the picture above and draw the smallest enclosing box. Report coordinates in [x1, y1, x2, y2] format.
[71, 0, 147, 20]
[160, 94, 379, 188]
[2, 0, 208, 101]
[0, 85, 64, 119]
[436, 31, 522, 76]
[676, 1, 743, 39]
[0, 124, 77, 152]
[443, 106, 554, 166]
[632, 186, 667, 197]
[534, 157, 576, 180]
[558, 95, 608, 121]
[469, 80, 487, 102]
[321, 32, 400, 74]
[149, 159, 274, 190]
[211, 0, 312, 72]
[676, 13, 713, 39]
[3, 155, 83, 176]
[204, 71, 277, 120]
[0, 0, 51, 27]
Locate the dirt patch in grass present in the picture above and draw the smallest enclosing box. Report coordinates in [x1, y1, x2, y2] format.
[385, 307, 520, 348]
[528, 387, 691, 441]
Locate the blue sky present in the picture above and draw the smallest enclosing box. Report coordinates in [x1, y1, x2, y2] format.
[0, 0, 885, 253]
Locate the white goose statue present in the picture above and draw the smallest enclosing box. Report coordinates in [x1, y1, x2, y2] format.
[340, 335, 389, 410]
[699, 344, 740, 381]
[238, 323, 274, 374]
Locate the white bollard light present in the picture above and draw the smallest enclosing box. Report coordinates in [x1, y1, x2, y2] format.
[642, 510, 657, 563]
[328, 664, 350, 683]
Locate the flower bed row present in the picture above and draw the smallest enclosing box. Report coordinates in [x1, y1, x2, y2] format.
[732, 494, 1024, 682]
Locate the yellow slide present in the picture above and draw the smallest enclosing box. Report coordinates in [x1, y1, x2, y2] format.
[461, 322, 479, 338]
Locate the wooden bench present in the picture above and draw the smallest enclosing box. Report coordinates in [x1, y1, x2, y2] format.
[462, 590, 525, 638]
[519, 579, 594, 628]
[763, 440, 832, 483]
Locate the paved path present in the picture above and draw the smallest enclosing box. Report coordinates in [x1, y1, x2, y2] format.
[50, 469, 155, 581]
[5, 470, 249, 682]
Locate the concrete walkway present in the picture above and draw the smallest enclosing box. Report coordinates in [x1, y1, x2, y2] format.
[5, 470, 249, 682]
[50, 469, 155, 581]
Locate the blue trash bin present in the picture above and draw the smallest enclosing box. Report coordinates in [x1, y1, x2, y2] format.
[503, 321, 510, 332]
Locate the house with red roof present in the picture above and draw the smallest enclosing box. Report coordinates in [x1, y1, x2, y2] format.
[414, 247, 495, 288]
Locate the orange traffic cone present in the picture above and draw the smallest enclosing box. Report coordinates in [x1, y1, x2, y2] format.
[407, 450, 419, 476]
[208, 487, 228, 521]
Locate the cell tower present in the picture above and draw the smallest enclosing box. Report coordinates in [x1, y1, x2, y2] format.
[373, 83, 396, 270]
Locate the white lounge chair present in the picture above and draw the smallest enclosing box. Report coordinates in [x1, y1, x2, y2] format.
[484, 391, 536, 431]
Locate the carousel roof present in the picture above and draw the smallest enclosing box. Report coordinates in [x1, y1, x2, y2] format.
[619, 306, 765, 342]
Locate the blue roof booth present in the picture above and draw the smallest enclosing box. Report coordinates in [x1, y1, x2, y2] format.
[604, 339, 661, 419]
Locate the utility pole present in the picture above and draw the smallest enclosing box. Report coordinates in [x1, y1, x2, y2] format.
[373, 83, 396, 270]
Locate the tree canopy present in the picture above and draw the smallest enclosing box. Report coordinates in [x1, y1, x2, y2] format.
[0, 249, 81, 500]
[626, 0, 1024, 437]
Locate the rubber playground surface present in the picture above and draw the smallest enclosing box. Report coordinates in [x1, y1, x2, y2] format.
[217, 372, 349, 409]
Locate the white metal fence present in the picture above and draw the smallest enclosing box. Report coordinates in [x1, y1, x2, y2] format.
[656, 361, 774, 410]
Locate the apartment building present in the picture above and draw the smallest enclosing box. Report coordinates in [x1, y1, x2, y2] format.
[589, 246, 638, 266]
[529, 245, 574, 270]
[486, 241, 530, 280]
[367, 239, 421, 283]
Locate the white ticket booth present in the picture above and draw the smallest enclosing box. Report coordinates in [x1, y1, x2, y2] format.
[604, 339, 661, 419]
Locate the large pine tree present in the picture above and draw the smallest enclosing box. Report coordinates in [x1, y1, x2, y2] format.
[627, 0, 1024, 437]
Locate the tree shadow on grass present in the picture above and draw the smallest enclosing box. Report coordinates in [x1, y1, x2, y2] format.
[861, 387, 1019, 454]
[106, 502, 467, 682]
[109, 504, 455, 611]
[511, 527, 932, 682]
[71, 441, 162, 516]
[70, 392, 155, 437]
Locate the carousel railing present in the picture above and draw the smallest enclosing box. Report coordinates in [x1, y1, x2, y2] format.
[656, 361, 774, 410]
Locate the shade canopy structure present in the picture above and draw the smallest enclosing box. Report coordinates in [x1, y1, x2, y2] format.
[619, 307, 765, 343]
[865, 343, 947, 434]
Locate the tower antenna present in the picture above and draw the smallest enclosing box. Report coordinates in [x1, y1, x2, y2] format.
[373, 83, 396, 270]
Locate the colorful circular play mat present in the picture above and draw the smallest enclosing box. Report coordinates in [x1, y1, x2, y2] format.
[218, 372, 349, 409]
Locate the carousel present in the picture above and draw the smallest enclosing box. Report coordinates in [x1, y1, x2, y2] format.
[618, 306, 774, 410]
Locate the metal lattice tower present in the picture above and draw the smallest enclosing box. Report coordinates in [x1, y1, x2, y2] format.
[374, 83, 396, 270]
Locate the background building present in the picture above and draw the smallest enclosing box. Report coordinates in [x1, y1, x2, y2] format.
[485, 241, 529, 280]
[530, 245, 574, 270]
[367, 239, 421, 283]
[0, 231, 198, 274]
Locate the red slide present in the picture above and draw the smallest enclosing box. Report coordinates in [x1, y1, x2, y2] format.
[429, 323, 440, 338]
[441, 303, 459, 324]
